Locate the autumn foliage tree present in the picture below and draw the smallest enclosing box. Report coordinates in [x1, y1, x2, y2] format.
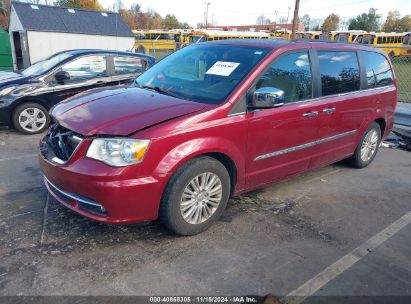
[382, 11, 411, 32]
[55, 0, 104, 11]
[322, 14, 340, 31]
[0, 0, 10, 29]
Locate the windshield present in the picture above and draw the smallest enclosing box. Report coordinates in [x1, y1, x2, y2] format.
[189, 35, 207, 43]
[134, 44, 270, 104]
[22, 52, 73, 76]
[404, 35, 410, 45]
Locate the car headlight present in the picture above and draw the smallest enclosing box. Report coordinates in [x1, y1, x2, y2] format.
[0, 86, 16, 96]
[86, 138, 150, 167]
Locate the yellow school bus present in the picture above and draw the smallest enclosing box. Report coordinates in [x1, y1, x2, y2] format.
[302, 31, 321, 40]
[169, 29, 194, 47]
[356, 32, 405, 57]
[334, 31, 367, 43]
[319, 31, 337, 41]
[187, 30, 270, 44]
[293, 31, 320, 40]
[294, 32, 305, 39]
[399, 32, 411, 56]
[133, 30, 178, 54]
[272, 30, 292, 40]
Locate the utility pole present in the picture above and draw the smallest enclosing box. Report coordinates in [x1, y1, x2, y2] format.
[291, 0, 300, 39]
[205, 2, 211, 29]
[286, 6, 291, 25]
[274, 10, 278, 26]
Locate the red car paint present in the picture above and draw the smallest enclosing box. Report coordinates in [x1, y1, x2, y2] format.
[39, 40, 397, 224]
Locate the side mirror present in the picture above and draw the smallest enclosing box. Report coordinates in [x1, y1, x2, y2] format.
[248, 87, 285, 110]
[55, 71, 70, 83]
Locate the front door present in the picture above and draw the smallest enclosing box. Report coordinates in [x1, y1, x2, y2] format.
[51, 54, 110, 103]
[245, 50, 322, 189]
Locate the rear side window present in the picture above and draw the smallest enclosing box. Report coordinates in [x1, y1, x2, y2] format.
[256, 51, 312, 104]
[361, 51, 394, 88]
[318, 51, 360, 96]
[114, 56, 146, 75]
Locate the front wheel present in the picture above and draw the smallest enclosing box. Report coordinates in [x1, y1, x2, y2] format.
[12, 102, 50, 135]
[349, 122, 381, 168]
[159, 156, 231, 235]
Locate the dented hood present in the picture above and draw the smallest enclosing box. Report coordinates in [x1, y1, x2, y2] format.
[52, 87, 206, 136]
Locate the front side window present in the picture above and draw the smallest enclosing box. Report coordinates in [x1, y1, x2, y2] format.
[114, 56, 145, 75]
[135, 44, 270, 104]
[318, 51, 360, 96]
[22, 52, 73, 76]
[61, 55, 106, 80]
[361, 51, 393, 88]
[256, 51, 312, 104]
[403, 35, 410, 45]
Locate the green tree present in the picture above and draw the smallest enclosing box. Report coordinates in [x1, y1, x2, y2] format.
[322, 14, 340, 31]
[382, 11, 411, 32]
[348, 10, 380, 31]
[301, 14, 310, 31]
[55, 0, 104, 11]
[163, 14, 181, 29]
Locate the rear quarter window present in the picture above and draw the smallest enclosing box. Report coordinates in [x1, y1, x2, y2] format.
[318, 51, 360, 96]
[361, 51, 394, 88]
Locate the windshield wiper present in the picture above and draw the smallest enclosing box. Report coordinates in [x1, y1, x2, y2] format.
[139, 84, 181, 99]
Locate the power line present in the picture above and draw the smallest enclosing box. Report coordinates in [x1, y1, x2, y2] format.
[300, 0, 374, 13]
[207, 0, 375, 16]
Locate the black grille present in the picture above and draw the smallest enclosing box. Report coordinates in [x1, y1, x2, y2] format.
[40, 123, 83, 162]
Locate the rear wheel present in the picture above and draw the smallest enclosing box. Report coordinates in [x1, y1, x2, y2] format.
[159, 156, 231, 235]
[348, 122, 381, 168]
[12, 102, 50, 135]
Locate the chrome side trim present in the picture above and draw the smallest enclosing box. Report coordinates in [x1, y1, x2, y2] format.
[254, 129, 357, 161]
[44, 176, 103, 208]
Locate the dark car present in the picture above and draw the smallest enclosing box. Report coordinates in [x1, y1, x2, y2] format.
[0, 49, 155, 134]
[39, 40, 396, 235]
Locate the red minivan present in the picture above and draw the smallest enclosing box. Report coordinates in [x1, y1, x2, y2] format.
[39, 40, 397, 235]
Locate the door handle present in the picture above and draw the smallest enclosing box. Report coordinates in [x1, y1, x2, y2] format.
[303, 111, 319, 118]
[323, 107, 336, 114]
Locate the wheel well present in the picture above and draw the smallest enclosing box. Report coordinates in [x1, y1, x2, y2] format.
[374, 118, 386, 135]
[204, 152, 237, 196]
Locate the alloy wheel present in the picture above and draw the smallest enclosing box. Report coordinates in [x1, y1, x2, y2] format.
[360, 129, 379, 162]
[180, 172, 223, 225]
[18, 107, 47, 133]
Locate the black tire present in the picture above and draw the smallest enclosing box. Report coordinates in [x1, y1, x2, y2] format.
[12, 102, 50, 135]
[159, 156, 231, 236]
[348, 122, 381, 168]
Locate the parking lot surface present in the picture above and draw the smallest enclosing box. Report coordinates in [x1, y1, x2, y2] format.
[0, 128, 410, 299]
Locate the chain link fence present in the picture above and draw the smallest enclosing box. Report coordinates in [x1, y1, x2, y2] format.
[137, 42, 411, 103]
[390, 54, 411, 104]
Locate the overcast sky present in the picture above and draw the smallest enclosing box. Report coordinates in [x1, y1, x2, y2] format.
[99, 0, 411, 26]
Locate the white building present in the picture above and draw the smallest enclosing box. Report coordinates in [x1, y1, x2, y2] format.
[8, 2, 135, 70]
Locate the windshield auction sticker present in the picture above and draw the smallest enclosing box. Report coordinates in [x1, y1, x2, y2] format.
[206, 61, 240, 77]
